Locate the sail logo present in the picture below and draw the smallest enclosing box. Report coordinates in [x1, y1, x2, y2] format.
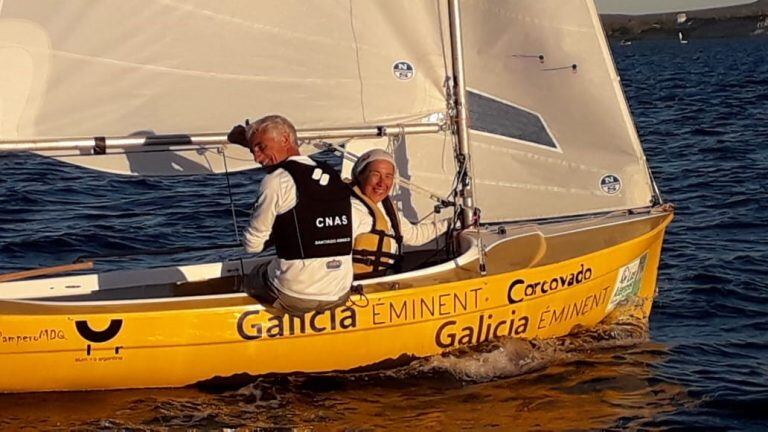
[600, 174, 622, 195]
[392, 61, 415, 81]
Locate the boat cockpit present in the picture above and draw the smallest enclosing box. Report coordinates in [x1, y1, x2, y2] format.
[0, 211, 670, 303]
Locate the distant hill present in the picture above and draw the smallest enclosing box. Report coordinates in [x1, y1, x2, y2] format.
[601, 0, 768, 40]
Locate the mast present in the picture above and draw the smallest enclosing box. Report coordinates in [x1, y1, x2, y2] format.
[447, 0, 477, 227]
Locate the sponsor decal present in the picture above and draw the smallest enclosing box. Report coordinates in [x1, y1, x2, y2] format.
[74, 319, 124, 362]
[237, 306, 357, 340]
[434, 309, 530, 349]
[608, 253, 648, 311]
[507, 264, 593, 304]
[371, 287, 483, 325]
[600, 174, 622, 195]
[0, 328, 66, 345]
[75, 319, 122, 343]
[392, 60, 415, 81]
[537, 287, 610, 330]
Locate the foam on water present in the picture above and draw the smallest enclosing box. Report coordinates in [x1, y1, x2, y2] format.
[413, 307, 650, 383]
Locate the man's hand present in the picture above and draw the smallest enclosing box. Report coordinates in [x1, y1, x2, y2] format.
[227, 123, 249, 148]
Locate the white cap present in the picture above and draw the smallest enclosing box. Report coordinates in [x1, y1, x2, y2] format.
[352, 149, 397, 178]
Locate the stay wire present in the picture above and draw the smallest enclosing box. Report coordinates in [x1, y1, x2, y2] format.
[221, 147, 241, 243]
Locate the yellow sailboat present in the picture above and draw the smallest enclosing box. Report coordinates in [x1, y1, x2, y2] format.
[0, 0, 672, 393]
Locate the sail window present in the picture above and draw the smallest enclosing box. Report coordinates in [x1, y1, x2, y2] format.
[467, 90, 558, 150]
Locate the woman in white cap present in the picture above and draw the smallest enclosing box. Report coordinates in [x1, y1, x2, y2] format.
[350, 149, 450, 279]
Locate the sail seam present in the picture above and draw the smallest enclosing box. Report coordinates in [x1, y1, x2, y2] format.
[348, 0, 367, 124]
[0, 42, 354, 82]
[471, 140, 607, 174]
[158, 0, 349, 47]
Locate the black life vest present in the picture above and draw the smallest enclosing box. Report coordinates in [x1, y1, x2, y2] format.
[351, 185, 403, 280]
[268, 160, 352, 260]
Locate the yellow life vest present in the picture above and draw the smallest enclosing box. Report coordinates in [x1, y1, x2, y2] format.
[351, 186, 403, 279]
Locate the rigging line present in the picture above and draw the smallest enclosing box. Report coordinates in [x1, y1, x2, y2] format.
[415, 210, 437, 224]
[348, 0, 367, 124]
[220, 147, 241, 243]
[476, 210, 487, 275]
[436, 0, 452, 81]
[448, 116, 464, 258]
[236, 257, 246, 293]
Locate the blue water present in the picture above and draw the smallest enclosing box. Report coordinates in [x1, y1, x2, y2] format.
[1, 38, 767, 430]
[617, 37, 768, 430]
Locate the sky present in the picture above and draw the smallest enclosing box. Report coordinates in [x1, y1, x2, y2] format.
[596, 0, 754, 14]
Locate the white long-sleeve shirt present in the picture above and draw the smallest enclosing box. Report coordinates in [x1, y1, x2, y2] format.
[350, 198, 450, 253]
[243, 156, 356, 301]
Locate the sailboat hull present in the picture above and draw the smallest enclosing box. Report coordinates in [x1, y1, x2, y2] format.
[0, 213, 672, 393]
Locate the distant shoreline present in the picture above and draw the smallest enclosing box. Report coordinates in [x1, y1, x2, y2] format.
[601, 0, 768, 41]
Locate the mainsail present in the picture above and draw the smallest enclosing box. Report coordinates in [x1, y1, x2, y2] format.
[2, 0, 657, 222]
[0, 0, 449, 174]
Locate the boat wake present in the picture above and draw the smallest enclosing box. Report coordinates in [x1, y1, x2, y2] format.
[399, 305, 651, 383]
[44, 306, 659, 430]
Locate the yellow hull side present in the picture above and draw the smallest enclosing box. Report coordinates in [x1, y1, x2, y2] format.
[0, 215, 671, 392]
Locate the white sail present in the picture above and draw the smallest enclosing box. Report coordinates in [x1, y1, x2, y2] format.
[457, 0, 655, 222]
[349, 0, 657, 224]
[0, 0, 449, 174]
[3, 0, 656, 217]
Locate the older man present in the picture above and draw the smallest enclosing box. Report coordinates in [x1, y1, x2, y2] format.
[350, 149, 450, 279]
[236, 115, 353, 314]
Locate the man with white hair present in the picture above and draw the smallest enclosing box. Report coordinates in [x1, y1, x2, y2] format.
[232, 115, 354, 314]
[350, 149, 450, 279]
